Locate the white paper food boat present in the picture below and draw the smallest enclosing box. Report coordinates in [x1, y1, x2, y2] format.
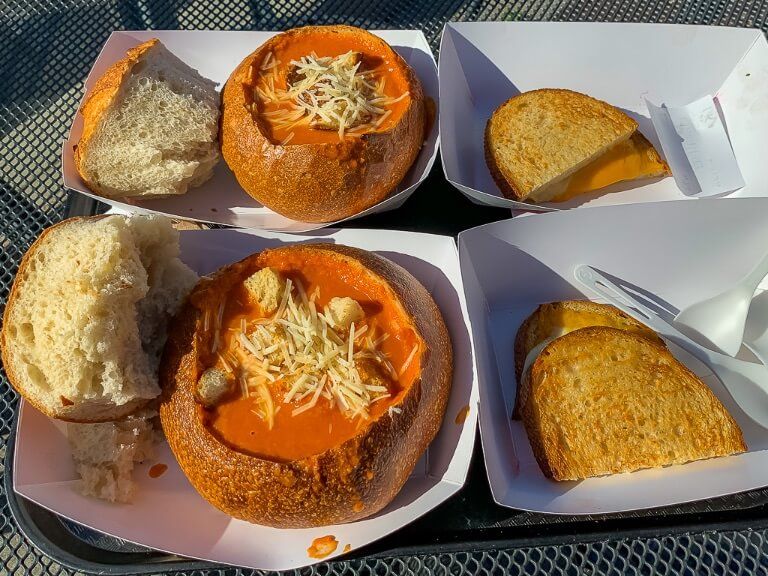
[62, 30, 440, 233]
[459, 197, 768, 514]
[14, 226, 478, 571]
[439, 22, 768, 211]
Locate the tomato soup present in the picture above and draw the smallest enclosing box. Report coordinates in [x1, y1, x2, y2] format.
[250, 29, 412, 145]
[204, 250, 422, 462]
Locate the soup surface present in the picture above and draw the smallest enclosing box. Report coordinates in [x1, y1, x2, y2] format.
[204, 251, 422, 462]
[251, 30, 412, 145]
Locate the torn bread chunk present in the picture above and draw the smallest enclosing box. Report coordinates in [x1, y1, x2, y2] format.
[197, 367, 231, 407]
[75, 39, 220, 199]
[244, 267, 286, 314]
[0, 214, 198, 422]
[328, 296, 364, 330]
[67, 409, 158, 503]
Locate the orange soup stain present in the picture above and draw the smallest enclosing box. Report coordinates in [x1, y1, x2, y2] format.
[148, 463, 168, 478]
[343, 544, 352, 554]
[455, 405, 470, 425]
[308, 535, 339, 559]
[207, 250, 423, 462]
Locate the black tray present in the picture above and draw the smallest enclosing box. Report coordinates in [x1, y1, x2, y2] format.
[8, 175, 768, 574]
[10, 410, 768, 575]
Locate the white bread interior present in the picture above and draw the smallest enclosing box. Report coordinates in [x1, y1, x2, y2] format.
[79, 41, 220, 198]
[67, 408, 158, 503]
[1, 215, 198, 422]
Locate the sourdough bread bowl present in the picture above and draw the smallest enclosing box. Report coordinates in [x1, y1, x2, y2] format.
[220, 25, 426, 223]
[159, 243, 452, 527]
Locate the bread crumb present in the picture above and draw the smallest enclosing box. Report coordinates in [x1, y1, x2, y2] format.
[67, 409, 158, 503]
[244, 268, 286, 314]
[327, 297, 364, 330]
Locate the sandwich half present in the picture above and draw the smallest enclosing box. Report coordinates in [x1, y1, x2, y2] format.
[513, 300, 664, 419]
[522, 326, 746, 481]
[485, 89, 669, 203]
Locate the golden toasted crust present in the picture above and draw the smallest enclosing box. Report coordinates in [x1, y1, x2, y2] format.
[0, 216, 149, 422]
[73, 39, 159, 195]
[630, 132, 671, 176]
[522, 327, 746, 481]
[512, 301, 664, 419]
[220, 25, 426, 223]
[159, 243, 452, 527]
[485, 89, 638, 201]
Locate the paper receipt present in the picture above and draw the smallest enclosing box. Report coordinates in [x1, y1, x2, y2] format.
[646, 95, 745, 197]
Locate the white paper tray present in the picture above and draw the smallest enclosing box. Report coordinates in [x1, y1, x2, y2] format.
[439, 22, 768, 211]
[14, 226, 478, 571]
[61, 30, 440, 233]
[459, 198, 768, 514]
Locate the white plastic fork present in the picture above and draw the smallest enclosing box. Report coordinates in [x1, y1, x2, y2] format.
[672, 251, 768, 357]
[574, 264, 768, 430]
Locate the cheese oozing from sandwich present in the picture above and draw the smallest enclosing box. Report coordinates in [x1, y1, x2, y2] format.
[529, 133, 670, 203]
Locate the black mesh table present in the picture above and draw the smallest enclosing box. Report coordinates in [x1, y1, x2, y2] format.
[4, 1, 768, 574]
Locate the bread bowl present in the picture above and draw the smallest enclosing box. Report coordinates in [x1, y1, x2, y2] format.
[221, 25, 426, 223]
[159, 244, 452, 527]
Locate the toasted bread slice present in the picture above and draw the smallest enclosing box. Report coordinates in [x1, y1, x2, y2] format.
[522, 327, 746, 481]
[513, 301, 663, 419]
[485, 89, 638, 201]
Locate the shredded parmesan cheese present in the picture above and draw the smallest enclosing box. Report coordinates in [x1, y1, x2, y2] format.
[255, 50, 409, 140]
[399, 344, 419, 376]
[211, 301, 225, 354]
[232, 277, 394, 421]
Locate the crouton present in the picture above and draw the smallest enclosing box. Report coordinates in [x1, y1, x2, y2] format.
[328, 296, 364, 330]
[197, 367, 231, 406]
[244, 267, 286, 314]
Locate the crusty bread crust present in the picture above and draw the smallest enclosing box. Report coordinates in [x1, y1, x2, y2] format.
[512, 301, 664, 420]
[485, 89, 638, 201]
[522, 327, 746, 481]
[159, 244, 453, 527]
[630, 132, 671, 177]
[220, 25, 426, 223]
[0, 216, 149, 422]
[73, 39, 159, 195]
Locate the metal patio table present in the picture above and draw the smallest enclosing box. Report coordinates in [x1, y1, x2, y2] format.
[4, 1, 768, 574]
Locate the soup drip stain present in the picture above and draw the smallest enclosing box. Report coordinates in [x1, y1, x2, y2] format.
[455, 405, 470, 424]
[308, 535, 338, 559]
[148, 463, 168, 478]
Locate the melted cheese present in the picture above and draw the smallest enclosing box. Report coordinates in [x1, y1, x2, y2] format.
[529, 133, 669, 203]
[522, 335, 560, 379]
